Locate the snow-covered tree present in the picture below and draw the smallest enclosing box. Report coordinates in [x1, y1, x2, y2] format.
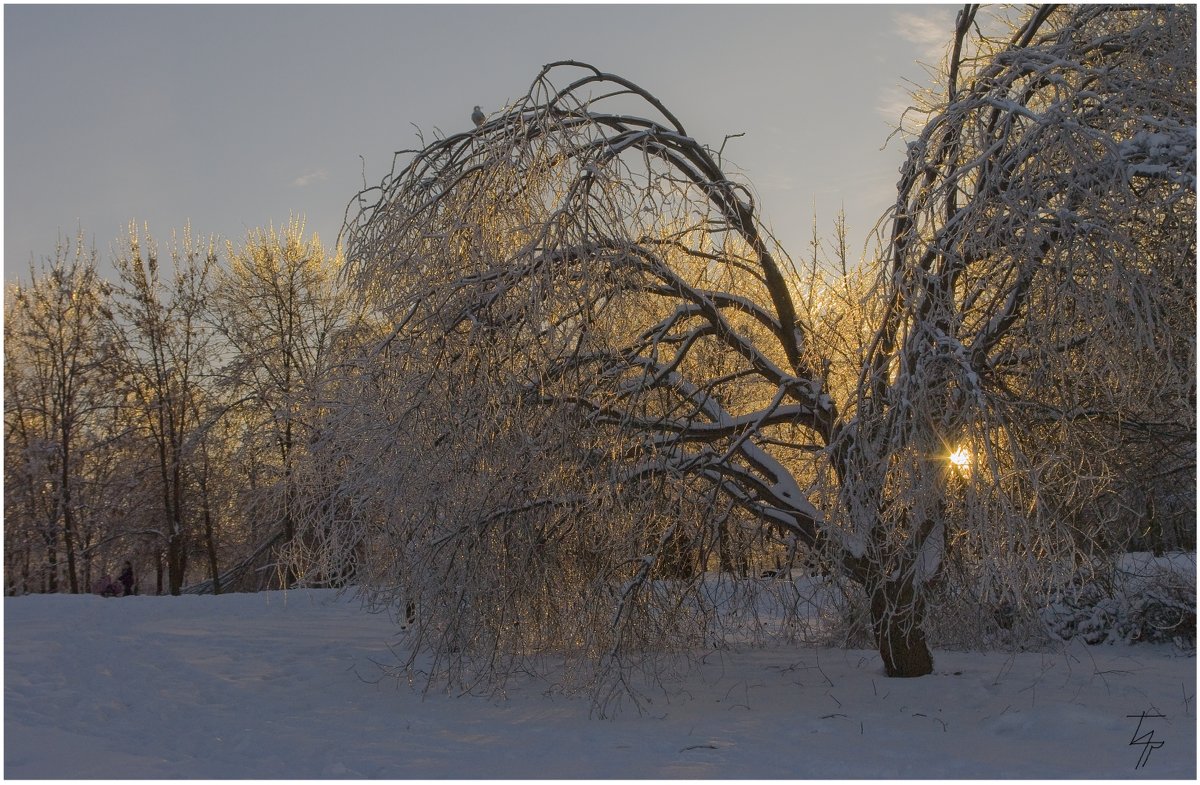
[303, 4, 1195, 685]
[868, 4, 1195, 658]
[207, 220, 363, 590]
[107, 224, 218, 595]
[4, 235, 114, 594]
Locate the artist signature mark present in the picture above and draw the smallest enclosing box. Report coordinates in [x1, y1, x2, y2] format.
[1126, 710, 1166, 770]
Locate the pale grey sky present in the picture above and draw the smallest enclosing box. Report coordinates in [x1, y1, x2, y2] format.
[4, 3, 958, 282]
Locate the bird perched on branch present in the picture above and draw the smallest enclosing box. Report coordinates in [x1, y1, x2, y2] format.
[471, 105, 485, 128]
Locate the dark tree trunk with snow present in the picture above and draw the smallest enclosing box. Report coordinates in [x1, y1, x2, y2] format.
[869, 572, 933, 678]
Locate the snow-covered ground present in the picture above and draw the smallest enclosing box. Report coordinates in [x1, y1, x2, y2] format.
[4, 588, 1195, 778]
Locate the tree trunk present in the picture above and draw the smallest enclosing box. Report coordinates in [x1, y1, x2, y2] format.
[869, 574, 934, 678]
[45, 540, 58, 593]
[167, 532, 186, 596]
[62, 506, 80, 593]
[60, 436, 80, 593]
[201, 489, 221, 595]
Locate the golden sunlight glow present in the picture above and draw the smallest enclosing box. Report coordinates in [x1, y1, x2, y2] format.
[948, 446, 971, 472]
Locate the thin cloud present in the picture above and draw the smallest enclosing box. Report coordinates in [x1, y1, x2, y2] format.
[291, 168, 328, 188]
[893, 9, 951, 64]
[756, 170, 797, 194]
[876, 84, 913, 127]
[877, 9, 957, 131]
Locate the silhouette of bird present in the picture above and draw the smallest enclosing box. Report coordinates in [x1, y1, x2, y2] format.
[471, 105, 485, 128]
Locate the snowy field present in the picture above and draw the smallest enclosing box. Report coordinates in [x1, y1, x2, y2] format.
[4, 588, 1195, 779]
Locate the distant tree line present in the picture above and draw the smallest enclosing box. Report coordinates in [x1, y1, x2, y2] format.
[5, 219, 366, 596]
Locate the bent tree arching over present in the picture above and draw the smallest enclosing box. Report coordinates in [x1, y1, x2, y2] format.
[319, 4, 1195, 684]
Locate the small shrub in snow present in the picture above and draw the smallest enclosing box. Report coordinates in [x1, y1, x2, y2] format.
[1042, 555, 1196, 649]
